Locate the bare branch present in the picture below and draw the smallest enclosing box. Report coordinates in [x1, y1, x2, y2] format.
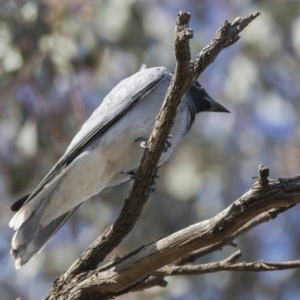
[61, 10, 194, 281]
[61, 10, 259, 280]
[55, 170, 300, 299]
[175, 205, 295, 266]
[155, 250, 300, 276]
[45, 11, 260, 300]
[191, 11, 260, 81]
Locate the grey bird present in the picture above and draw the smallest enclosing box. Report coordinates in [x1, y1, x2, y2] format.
[9, 66, 229, 268]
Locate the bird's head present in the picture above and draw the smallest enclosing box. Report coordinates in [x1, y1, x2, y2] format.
[190, 81, 230, 114]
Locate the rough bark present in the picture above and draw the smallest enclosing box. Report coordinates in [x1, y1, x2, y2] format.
[44, 10, 267, 300]
[46, 167, 300, 299]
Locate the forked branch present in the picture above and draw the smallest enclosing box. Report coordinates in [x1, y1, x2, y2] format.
[45, 10, 262, 300]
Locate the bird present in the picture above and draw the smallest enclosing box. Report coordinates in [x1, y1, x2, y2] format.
[9, 66, 229, 268]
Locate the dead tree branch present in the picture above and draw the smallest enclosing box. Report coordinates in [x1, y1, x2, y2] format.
[45, 10, 261, 300]
[155, 250, 300, 276]
[58, 172, 300, 299]
[174, 204, 295, 266]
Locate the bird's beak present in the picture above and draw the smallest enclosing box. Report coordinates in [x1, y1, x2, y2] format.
[205, 94, 230, 113]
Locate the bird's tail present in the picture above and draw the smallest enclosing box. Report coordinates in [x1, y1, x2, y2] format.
[9, 165, 79, 268]
[11, 205, 79, 269]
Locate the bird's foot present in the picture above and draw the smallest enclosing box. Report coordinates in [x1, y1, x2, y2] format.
[163, 138, 172, 152]
[120, 169, 137, 179]
[148, 181, 156, 193]
[121, 170, 159, 181]
[135, 136, 149, 149]
[135, 135, 172, 152]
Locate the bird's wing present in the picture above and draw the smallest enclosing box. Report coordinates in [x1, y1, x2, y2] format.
[11, 67, 167, 212]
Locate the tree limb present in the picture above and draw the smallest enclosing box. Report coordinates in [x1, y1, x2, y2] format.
[45, 10, 260, 300]
[155, 250, 300, 276]
[46, 165, 300, 299]
[61, 10, 194, 281]
[174, 204, 295, 266]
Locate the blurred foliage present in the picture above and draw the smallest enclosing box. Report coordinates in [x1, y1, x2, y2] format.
[1, 0, 300, 299]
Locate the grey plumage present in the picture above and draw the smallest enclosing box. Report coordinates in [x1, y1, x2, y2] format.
[9, 66, 229, 268]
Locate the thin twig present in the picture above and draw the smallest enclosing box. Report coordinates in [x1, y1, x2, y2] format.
[155, 251, 300, 276]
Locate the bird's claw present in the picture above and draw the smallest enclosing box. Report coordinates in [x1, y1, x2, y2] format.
[163, 140, 172, 152]
[136, 136, 171, 151]
[120, 169, 137, 179]
[140, 141, 148, 149]
[148, 181, 156, 193]
[127, 170, 136, 179]
[134, 137, 149, 148]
